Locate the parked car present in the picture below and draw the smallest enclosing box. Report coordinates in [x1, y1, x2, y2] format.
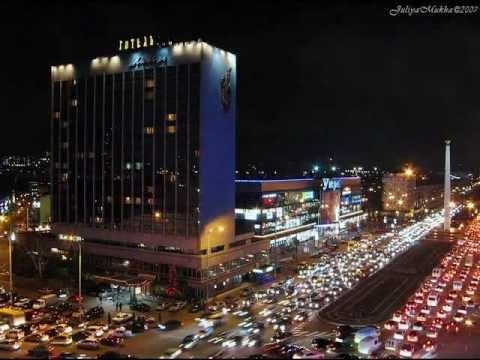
[100, 336, 124, 347]
[77, 339, 100, 350]
[158, 320, 183, 331]
[85, 306, 104, 320]
[112, 312, 133, 324]
[0, 339, 20, 351]
[51, 335, 73, 345]
[131, 303, 151, 312]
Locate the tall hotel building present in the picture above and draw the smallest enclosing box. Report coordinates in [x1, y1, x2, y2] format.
[50, 38, 267, 297]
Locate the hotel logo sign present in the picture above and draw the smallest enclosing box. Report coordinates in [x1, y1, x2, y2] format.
[119, 35, 157, 51]
[129, 55, 168, 70]
[220, 67, 232, 111]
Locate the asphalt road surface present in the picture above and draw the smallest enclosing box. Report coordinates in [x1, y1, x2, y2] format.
[319, 238, 453, 326]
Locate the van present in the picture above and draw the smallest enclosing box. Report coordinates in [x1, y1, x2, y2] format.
[358, 336, 382, 355]
[354, 327, 379, 344]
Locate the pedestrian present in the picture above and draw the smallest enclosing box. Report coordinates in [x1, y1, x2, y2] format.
[99, 295, 103, 304]
[119, 303, 123, 311]
[107, 312, 111, 325]
[115, 302, 119, 312]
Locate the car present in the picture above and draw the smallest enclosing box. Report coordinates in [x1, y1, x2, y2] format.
[385, 337, 401, 352]
[423, 339, 437, 352]
[14, 297, 31, 308]
[412, 322, 423, 331]
[406, 330, 419, 343]
[111, 327, 134, 338]
[270, 331, 292, 343]
[158, 320, 183, 331]
[112, 312, 133, 324]
[77, 339, 100, 350]
[100, 336, 124, 347]
[38, 287, 54, 294]
[416, 313, 427, 322]
[0, 339, 20, 351]
[398, 320, 410, 330]
[458, 305, 468, 315]
[28, 344, 55, 357]
[197, 327, 214, 339]
[292, 350, 324, 359]
[454, 312, 465, 322]
[436, 310, 447, 319]
[392, 329, 406, 341]
[85, 306, 104, 320]
[399, 343, 416, 358]
[86, 325, 104, 337]
[312, 337, 331, 350]
[57, 324, 73, 334]
[449, 291, 458, 299]
[443, 303, 453, 312]
[24, 333, 49, 343]
[189, 303, 202, 313]
[51, 335, 73, 345]
[384, 320, 396, 331]
[131, 302, 151, 312]
[392, 311, 403, 322]
[293, 312, 308, 322]
[445, 320, 460, 333]
[179, 334, 200, 349]
[6, 329, 24, 340]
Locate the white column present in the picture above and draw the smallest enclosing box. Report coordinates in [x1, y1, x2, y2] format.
[444, 140, 451, 231]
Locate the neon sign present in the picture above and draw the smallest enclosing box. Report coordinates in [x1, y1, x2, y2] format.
[322, 178, 341, 191]
[119, 35, 157, 51]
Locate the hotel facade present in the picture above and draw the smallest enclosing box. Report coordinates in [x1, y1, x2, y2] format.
[50, 38, 271, 297]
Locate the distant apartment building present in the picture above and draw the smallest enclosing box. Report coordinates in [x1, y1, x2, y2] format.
[382, 173, 443, 216]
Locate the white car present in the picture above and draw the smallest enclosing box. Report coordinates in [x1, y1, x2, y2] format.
[112, 312, 133, 324]
[393, 330, 406, 340]
[111, 327, 133, 338]
[50, 335, 73, 345]
[56, 324, 73, 334]
[442, 303, 453, 312]
[13, 298, 30, 308]
[87, 326, 104, 337]
[0, 340, 20, 351]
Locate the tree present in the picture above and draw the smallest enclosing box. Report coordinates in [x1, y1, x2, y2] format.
[16, 233, 51, 279]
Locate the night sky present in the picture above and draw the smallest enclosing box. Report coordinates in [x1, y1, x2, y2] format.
[1, 1, 479, 172]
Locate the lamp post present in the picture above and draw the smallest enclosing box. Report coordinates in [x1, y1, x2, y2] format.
[205, 228, 213, 307]
[9, 230, 15, 306]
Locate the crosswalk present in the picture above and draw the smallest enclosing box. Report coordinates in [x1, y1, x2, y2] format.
[291, 325, 334, 338]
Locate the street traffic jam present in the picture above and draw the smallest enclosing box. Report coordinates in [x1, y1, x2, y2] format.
[381, 217, 480, 358]
[0, 208, 465, 359]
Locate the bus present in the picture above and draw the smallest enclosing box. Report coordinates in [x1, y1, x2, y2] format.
[465, 254, 474, 267]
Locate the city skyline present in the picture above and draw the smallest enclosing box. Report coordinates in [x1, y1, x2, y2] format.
[0, 1, 479, 170]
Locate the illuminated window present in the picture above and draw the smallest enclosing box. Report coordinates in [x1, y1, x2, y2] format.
[71, 99, 78, 107]
[167, 113, 176, 121]
[169, 174, 176, 183]
[167, 125, 176, 134]
[135, 162, 143, 170]
[145, 79, 155, 88]
[147, 198, 154, 205]
[145, 127, 154, 135]
[125, 162, 132, 170]
[125, 197, 132, 204]
[135, 197, 141, 205]
[53, 112, 60, 119]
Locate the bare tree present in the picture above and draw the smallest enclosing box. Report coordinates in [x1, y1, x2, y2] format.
[16, 233, 51, 279]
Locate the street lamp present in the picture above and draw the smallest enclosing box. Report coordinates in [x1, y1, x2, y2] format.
[9, 231, 15, 306]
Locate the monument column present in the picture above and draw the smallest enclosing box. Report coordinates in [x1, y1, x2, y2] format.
[444, 140, 451, 231]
